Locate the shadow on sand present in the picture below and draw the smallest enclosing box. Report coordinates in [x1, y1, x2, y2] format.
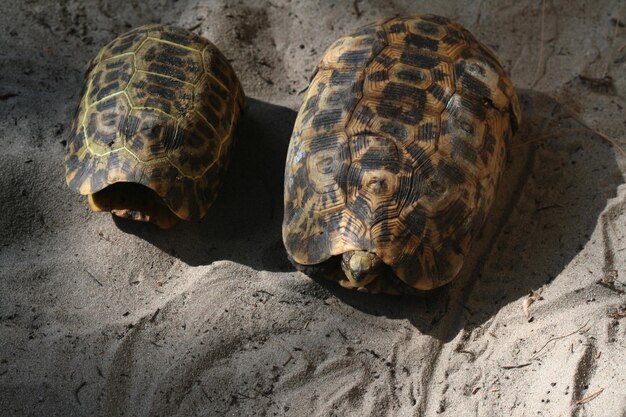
[116, 91, 622, 339]
[312, 90, 623, 338]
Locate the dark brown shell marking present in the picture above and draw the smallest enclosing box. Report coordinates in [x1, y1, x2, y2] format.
[283, 15, 521, 292]
[65, 25, 246, 221]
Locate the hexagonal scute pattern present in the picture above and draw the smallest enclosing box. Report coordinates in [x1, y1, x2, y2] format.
[86, 54, 135, 105]
[135, 38, 204, 84]
[168, 116, 220, 177]
[84, 94, 131, 155]
[65, 24, 245, 221]
[96, 26, 150, 61]
[193, 74, 236, 141]
[123, 108, 179, 162]
[147, 25, 209, 54]
[319, 23, 387, 70]
[202, 46, 246, 110]
[283, 14, 521, 293]
[126, 70, 195, 117]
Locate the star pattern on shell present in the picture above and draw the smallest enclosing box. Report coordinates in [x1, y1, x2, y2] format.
[283, 15, 521, 294]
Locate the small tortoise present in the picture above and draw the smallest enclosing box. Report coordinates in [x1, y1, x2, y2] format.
[283, 15, 521, 294]
[65, 24, 245, 228]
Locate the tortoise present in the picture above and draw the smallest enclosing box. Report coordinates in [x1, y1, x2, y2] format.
[65, 24, 245, 228]
[282, 15, 521, 294]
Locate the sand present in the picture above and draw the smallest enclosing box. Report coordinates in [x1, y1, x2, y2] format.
[1, 0, 625, 416]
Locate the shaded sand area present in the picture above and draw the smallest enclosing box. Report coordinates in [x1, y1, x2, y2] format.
[0, 1, 625, 416]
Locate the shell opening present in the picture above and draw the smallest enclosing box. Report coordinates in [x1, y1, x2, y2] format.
[340, 250, 383, 288]
[87, 182, 180, 229]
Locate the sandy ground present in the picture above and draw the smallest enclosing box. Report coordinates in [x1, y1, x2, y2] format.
[1, 0, 625, 416]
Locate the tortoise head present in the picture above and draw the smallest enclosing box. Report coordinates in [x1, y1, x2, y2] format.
[87, 182, 180, 229]
[340, 250, 384, 288]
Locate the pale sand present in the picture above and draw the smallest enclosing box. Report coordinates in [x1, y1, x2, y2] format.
[0, 1, 625, 416]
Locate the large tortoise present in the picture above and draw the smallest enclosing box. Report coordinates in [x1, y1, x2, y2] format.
[283, 15, 521, 294]
[65, 24, 245, 228]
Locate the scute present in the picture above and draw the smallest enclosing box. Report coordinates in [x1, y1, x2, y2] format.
[135, 38, 205, 84]
[86, 54, 135, 106]
[126, 70, 195, 116]
[283, 15, 520, 293]
[202, 47, 246, 110]
[97, 28, 150, 61]
[84, 94, 130, 155]
[319, 24, 387, 70]
[123, 108, 178, 162]
[65, 24, 246, 223]
[168, 115, 220, 177]
[194, 74, 235, 140]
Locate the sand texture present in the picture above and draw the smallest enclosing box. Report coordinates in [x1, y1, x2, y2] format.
[1, 1, 625, 416]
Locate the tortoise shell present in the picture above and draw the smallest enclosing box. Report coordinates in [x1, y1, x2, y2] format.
[65, 24, 245, 228]
[282, 15, 521, 293]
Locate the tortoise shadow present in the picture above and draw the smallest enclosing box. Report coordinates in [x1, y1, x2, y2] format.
[316, 90, 623, 338]
[116, 91, 623, 340]
[114, 97, 297, 272]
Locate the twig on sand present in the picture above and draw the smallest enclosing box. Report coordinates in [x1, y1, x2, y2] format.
[74, 381, 87, 405]
[0, 92, 19, 101]
[597, 276, 626, 295]
[352, 0, 362, 18]
[187, 21, 203, 32]
[500, 362, 532, 369]
[236, 391, 255, 400]
[578, 75, 615, 93]
[591, 129, 626, 156]
[522, 298, 534, 320]
[556, 81, 626, 155]
[522, 288, 544, 321]
[458, 349, 476, 361]
[608, 305, 626, 319]
[86, 270, 103, 287]
[536, 204, 563, 212]
[530, 320, 590, 359]
[200, 384, 209, 399]
[282, 349, 293, 366]
[531, 0, 547, 88]
[576, 388, 604, 405]
[530, 289, 543, 301]
[149, 308, 161, 323]
[550, 106, 626, 155]
[512, 125, 626, 157]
